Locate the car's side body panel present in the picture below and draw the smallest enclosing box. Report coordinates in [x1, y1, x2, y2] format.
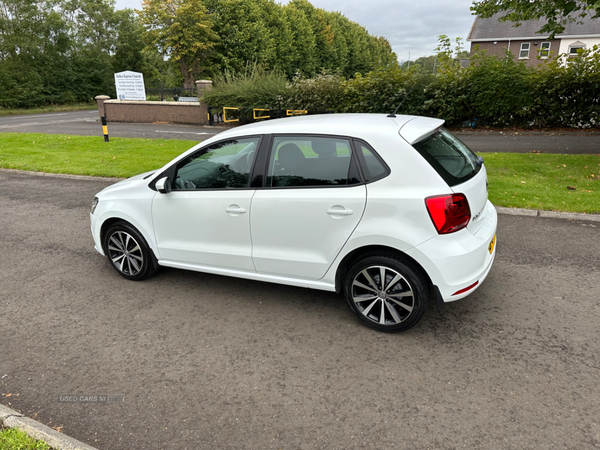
[250, 185, 367, 280]
[152, 190, 256, 271]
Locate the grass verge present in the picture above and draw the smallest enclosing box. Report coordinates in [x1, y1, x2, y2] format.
[0, 427, 52, 450]
[0, 104, 97, 117]
[0, 133, 197, 178]
[483, 152, 600, 214]
[0, 133, 598, 214]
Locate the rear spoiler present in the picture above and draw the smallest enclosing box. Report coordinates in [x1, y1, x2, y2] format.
[399, 117, 445, 145]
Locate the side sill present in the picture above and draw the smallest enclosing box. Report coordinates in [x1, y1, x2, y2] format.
[158, 260, 336, 292]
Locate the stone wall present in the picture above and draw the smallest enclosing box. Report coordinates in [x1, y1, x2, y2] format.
[94, 79, 212, 126]
[101, 100, 208, 125]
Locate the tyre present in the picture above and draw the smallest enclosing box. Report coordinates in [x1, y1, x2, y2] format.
[103, 221, 157, 281]
[343, 255, 429, 332]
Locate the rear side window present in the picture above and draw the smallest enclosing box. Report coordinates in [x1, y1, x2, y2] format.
[412, 128, 481, 187]
[356, 141, 388, 182]
[266, 136, 360, 187]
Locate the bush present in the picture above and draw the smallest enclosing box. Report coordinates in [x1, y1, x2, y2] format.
[200, 66, 291, 108]
[464, 50, 534, 126]
[287, 71, 346, 111]
[203, 49, 600, 129]
[531, 45, 600, 128]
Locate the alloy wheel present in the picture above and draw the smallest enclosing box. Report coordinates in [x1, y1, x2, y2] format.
[351, 265, 415, 326]
[107, 231, 144, 276]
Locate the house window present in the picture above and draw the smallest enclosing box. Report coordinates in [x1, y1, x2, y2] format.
[569, 46, 584, 56]
[539, 42, 551, 58]
[519, 43, 530, 58]
[568, 41, 586, 57]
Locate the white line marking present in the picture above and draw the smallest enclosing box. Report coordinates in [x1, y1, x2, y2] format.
[8, 113, 68, 120]
[0, 118, 88, 129]
[154, 130, 212, 135]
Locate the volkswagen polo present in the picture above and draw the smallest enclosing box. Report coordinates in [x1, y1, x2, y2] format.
[90, 114, 497, 332]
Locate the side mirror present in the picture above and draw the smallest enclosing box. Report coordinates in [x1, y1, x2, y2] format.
[156, 177, 171, 194]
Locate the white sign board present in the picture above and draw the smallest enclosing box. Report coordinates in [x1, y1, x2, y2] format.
[114, 71, 146, 101]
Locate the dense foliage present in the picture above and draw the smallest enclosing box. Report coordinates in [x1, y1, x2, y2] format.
[203, 42, 600, 129]
[0, 0, 395, 108]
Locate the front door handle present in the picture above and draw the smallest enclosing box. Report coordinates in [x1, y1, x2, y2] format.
[327, 207, 353, 216]
[226, 205, 246, 215]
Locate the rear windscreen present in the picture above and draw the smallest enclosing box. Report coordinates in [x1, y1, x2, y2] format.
[412, 128, 481, 187]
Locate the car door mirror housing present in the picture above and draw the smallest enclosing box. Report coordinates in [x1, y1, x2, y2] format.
[156, 177, 171, 194]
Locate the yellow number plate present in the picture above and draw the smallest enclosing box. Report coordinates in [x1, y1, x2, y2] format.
[488, 234, 496, 254]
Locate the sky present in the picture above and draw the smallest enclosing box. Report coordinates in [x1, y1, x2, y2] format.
[115, 0, 477, 62]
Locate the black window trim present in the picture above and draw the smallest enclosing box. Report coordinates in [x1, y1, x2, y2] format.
[149, 134, 265, 192]
[259, 133, 365, 190]
[351, 138, 391, 184]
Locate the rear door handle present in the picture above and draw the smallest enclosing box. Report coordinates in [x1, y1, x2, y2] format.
[327, 208, 353, 216]
[226, 205, 246, 215]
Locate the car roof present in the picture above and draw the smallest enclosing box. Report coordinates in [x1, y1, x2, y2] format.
[214, 113, 443, 141]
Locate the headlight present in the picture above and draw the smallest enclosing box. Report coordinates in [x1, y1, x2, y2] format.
[91, 197, 99, 214]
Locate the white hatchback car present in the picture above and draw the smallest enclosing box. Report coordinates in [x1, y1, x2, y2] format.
[90, 114, 497, 332]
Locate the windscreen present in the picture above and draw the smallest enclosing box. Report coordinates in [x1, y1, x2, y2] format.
[412, 128, 481, 187]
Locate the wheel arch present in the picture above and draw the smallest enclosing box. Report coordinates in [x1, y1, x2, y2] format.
[334, 245, 432, 294]
[100, 217, 160, 271]
[99, 216, 155, 256]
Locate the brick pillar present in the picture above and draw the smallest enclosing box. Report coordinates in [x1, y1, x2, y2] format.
[195, 80, 213, 100]
[95, 95, 110, 119]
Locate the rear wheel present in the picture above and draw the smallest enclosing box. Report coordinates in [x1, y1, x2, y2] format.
[103, 222, 157, 281]
[343, 255, 428, 332]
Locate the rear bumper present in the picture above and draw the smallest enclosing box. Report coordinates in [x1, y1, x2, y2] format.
[405, 200, 497, 302]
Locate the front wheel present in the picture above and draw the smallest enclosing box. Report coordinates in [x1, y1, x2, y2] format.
[103, 221, 157, 281]
[343, 255, 428, 332]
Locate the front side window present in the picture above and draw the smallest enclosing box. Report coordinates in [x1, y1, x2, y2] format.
[266, 136, 360, 187]
[173, 137, 260, 190]
[539, 42, 551, 58]
[519, 42, 530, 58]
[412, 128, 481, 187]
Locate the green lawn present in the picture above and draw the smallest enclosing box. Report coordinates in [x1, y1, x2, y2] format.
[0, 133, 197, 178]
[483, 152, 600, 214]
[0, 133, 598, 214]
[0, 104, 97, 117]
[0, 427, 52, 450]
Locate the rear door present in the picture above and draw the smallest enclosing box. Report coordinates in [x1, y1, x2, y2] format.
[250, 135, 366, 280]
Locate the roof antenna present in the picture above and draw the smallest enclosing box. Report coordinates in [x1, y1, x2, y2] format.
[387, 86, 414, 118]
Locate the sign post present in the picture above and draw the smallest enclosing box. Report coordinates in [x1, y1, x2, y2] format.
[114, 71, 146, 101]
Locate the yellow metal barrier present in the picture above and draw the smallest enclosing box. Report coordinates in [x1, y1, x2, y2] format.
[253, 108, 270, 120]
[286, 110, 307, 116]
[223, 107, 240, 123]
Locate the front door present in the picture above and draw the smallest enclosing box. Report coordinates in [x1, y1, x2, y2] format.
[152, 137, 260, 271]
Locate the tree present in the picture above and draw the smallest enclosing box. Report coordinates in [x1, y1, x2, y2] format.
[112, 9, 145, 74]
[202, 0, 276, 75]
[139, 0, 219, 89]
[471, 0, 600, 37]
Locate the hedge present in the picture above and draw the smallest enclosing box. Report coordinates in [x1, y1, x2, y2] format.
[202, 47, 600, 128]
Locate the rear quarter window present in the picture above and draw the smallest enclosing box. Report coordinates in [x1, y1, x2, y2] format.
[412, 128, 481, 187]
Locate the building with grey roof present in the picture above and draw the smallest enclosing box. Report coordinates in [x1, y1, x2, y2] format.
[467, 12, 600, 67]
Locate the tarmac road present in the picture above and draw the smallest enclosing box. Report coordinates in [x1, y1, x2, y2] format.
[0, 110, 219, 142]
[1, 171, 599, 450]
[1, 110, 599, 153]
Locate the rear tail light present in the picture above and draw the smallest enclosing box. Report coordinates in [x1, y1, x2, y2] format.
[425, 194, 471, 234]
